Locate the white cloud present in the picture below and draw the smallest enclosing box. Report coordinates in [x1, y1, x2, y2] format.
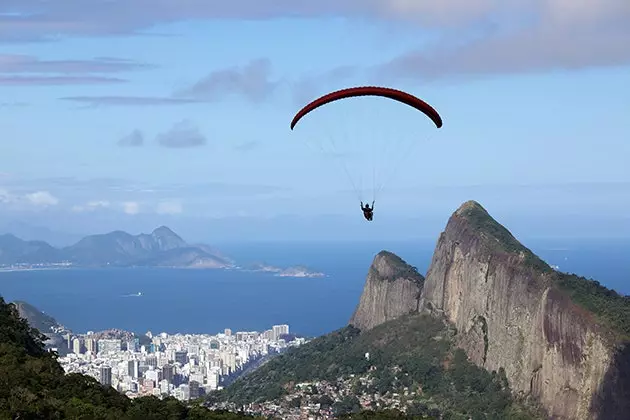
[122, 201, 140, 214]
[0, 189, 59, 207]
[0, 188, 16, 203]
[156, 200, 183, 215]
[87, 200, 111, 208]
[72, 200, 111, 212]
[25, 191, 59, 206]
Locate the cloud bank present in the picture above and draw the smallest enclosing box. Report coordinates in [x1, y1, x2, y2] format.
[1, 0, 627, 78]
[155, 120, 207, 148]
[0, 54, 153, 86]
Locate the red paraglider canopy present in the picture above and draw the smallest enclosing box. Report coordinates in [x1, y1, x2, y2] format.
[290, 86, 443, 130]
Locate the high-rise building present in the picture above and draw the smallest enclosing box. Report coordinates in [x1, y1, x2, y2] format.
[72, 338, 82, 354]
[146, 355, 158, 368]
[139, 365, 149, 377]
[145, 369, 159, 384]
[174, 351, 188, 366]
[127, 338, 139, 353]
[189, 380, 200, 399]
[206, 369, 220, 390]
[162, 364, 174, 384]
[263, 330, 273, 340]
[85, 338, 97, 354]
[272, 324, 289, 341]
[180, 384, 190, 401]
[128, 360, 139, 378]
[99, 366, 112, 386]
[143, 378, 155, 392]
[190, 372, 204, 385]
[98, 339, 121, 354]
[159, 379, 169, 394]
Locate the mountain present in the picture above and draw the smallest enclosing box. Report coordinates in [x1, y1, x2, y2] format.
[63, 225, 190, 265]
[11, 300, 71, 354]
[0, 233, 65, 265]
[135, 246, 231, 268]
[0, 226, 234, 269]
[0, 295, 256, 419]
[212, 200, 629, 420]
[0, 226, 327, 273]
[415, 200, 630, 420]
[0, 220, 84, 247]
[349, 251, 424, 331]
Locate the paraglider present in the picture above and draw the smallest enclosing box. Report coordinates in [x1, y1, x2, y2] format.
[290, 86, 443, 221]
[361, 201, 374, 221]
[290, 86, 443, 130]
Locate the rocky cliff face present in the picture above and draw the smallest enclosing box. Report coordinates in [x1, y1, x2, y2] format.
[349, 251, 424, 332]
[349, 200, 629, 419]
[419, 200, 629, 420]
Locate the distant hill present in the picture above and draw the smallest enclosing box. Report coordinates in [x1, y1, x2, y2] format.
[0, 227, 326, 275]
[0, 226, 233, 269]
[11, 300, 67, 335]
[0, 220, 84, 247]
[0, 233, 64, 264]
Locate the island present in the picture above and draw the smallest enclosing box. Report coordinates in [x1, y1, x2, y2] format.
[249, 263, 326, 278]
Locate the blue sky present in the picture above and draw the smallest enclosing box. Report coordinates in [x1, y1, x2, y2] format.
[0, 1, 629, 242]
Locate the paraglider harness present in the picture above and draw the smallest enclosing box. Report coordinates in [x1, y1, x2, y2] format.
[361, 201, 374, 221]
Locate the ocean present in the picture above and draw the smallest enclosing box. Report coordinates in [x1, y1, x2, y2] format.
[0, 239, 627, 338]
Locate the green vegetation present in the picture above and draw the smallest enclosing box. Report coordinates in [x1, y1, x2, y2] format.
[375, 251, 424, 284]
[457, 201, 551, 273]
[341, 408, 438, 419]
[212, 314, 544, 419]
[555, 272, 630, 339]
[12, 300, 61, 333]
[0, 295, 257, 420]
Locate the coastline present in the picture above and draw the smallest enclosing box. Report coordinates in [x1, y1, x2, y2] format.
[0, 264, 326, 278]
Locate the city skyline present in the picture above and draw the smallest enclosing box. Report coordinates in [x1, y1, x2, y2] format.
[1, 1, 628, 241]
[59, 323, 298, 401]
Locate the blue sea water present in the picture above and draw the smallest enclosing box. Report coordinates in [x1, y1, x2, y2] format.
[0, 239, 627, 338]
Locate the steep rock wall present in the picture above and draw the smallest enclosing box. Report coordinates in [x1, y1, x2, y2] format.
[349, 251, 424, 332]
[420, 201, 627, 420]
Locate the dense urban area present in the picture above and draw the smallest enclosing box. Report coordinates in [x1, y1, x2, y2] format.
[209, 369, 431, 419]
[57, 324, 304, 401]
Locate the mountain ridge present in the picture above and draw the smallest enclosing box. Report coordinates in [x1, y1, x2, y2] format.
[411, 200, 628, 419]
[213, 200, 629, 420]
[0, 226, 321, 276]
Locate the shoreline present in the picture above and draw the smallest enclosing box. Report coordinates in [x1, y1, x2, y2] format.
[0, 265, 326, 278]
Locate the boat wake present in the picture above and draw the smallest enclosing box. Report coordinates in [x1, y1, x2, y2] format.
[121, 292, 143, 298]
